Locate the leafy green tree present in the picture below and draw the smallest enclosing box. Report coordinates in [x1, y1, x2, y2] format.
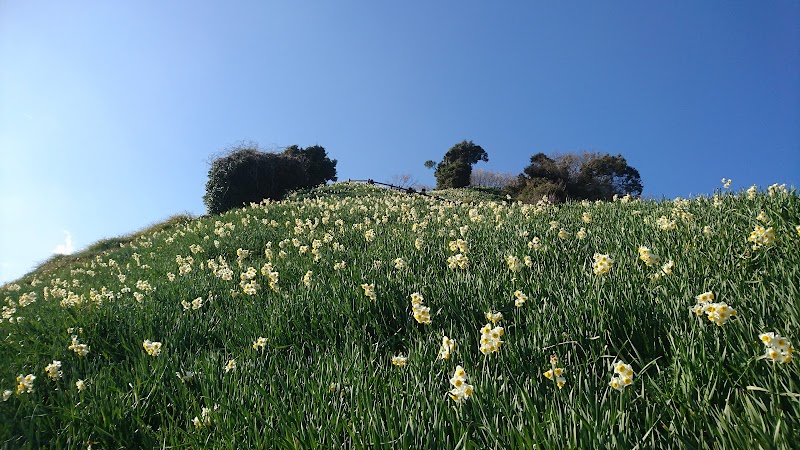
[572, 153, 642, 200]
[433, 140, 488, 189]
[204, 143, 339, 215]
[282, 144, 338, 187]
[510, 151, 642, 202]
[523, 153, 568, 182]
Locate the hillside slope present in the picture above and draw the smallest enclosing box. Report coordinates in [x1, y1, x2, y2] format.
[2, 182, 799, 449]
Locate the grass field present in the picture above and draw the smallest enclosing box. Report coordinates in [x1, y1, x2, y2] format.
[1, 181, 799, 449]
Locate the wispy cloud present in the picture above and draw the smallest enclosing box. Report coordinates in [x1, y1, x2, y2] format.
[53, 231, 74, 255]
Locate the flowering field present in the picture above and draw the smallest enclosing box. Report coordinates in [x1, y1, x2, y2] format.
[1, 181, 799, 449]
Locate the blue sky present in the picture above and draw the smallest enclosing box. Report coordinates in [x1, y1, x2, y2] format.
[1, 1, 798, 284]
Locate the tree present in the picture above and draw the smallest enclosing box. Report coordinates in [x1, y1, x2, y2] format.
[572, 153, 642, 200]
[523, 153, 568, 183]
[435, 159, 472, 189]
[433, 140, 488, 189]
[203, 142, 338, 215]
[203, 145, 308, 215]
[281, 144, 338, 187]
[511, 151, 642, 202]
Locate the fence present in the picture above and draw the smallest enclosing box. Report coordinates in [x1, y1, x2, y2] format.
[346, 179, 465, 206]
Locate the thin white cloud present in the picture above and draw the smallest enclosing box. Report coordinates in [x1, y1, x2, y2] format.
[53, 231, 74, 255]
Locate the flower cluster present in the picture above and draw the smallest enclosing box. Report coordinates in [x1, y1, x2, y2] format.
[16, 374, 35, 394]
[542, 354, 566, 389]
[17, 292, 36, 307]
[656, 216, 677, 230]
[391, 354, 407, 368]
[143, 340, 163, 357]
[239, 267, 261, 295]
[505, 255, 522, 272]
[68, 335, 90, 356]
[528, 237, 542, 251]
[393, 258, 406, 270]
[193, 405, 218, 429]
[181, 296, 204, 311]
[721, 178, 732, 189]
[479, 322, 504, 355]
[361, 283, 376, 300]
[767, 183, 787, 196]
[302, 270, 313, 287]
[207, 257, 234, 281]
[448, 365, 474, 403]
[409, 292, 431, 325]
[44, 360, 62, 381]
[485, 311, 503, 324]
[252, 337, 267, 351]
[691, 292, 737, 326]
[1, 301, 16, 324]
[576, 227, 587, 239]
[448, 239, 468, 253]
[236, 248, 249, 267]
[224, 360, 236, 373]
[447, 253, 469, 269]
[176, 255, 194, 276]
[747, 225, 775, 250]
[609, 361, 634, 392]
[438, 336, 456, 360]
[637, 246, 661, 267]
[513, 290, 527, 307]
[759, 332, 794, 364]
[592, 253, 613, 275]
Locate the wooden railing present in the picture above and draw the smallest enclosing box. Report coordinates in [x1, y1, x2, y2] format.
[346, 179, 464, 205]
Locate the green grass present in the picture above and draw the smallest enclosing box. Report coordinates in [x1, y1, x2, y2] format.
[1, 182, 799, 449]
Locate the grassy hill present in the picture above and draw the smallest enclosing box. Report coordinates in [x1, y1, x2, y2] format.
[2, 182, 799, 449]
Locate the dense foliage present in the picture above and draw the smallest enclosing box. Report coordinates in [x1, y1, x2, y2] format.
[203, 144, 337, 215]
[2, 181, 799, 449]
[281, 145, 338, 188]
[509, 152, 643, 203]
[430, 140, 489, 189]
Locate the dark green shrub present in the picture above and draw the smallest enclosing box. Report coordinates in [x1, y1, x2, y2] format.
[282, 145, 338, 187]
[513, 151, 642, 202]
[434, 159, 472, 189]
[513, 179, 568, 204]
[432, 140, 489, 189]
[203, 145, 308, 215]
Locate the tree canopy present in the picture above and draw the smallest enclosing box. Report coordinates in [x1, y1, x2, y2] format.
[510, 152, 642, 202]
[431, 140, 488, 189]
[204, 143, 337, 215]
[282, 144, 338, 187]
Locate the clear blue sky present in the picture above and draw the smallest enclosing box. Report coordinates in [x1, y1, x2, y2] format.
[1, 1, 798, 284]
